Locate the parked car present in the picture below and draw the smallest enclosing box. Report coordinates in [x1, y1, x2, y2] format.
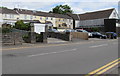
[63, 29, 77, 32]
[106, 32, 117, 39]
[48, 29, 59, 33]
[76, 29, 92, 37]
[91, 32, 107, 39]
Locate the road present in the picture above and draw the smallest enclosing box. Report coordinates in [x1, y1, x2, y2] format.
[2, 38, 119, 74]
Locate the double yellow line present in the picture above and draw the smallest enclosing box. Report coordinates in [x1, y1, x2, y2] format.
[86, 58, 120, 76]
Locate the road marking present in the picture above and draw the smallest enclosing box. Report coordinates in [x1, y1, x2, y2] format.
[28, 48, 77, 57]
[89, 44, 108, 48]
[94, 61, 120, 75]
[85, 58, 120, 76]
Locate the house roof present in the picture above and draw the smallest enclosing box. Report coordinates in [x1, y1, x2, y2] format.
[14, 8, 72, 19]
[67, 14, 80, 20]
[54, 13, 72, 19]
[35, 11, 56, 18]
[79, 8, 114, 20]
[35, 11, 72, 19]
[14, 8, 33, 15]
[0, 8, 18, 14]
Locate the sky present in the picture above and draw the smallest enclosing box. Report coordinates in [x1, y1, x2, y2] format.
[0, 0, 120, 14]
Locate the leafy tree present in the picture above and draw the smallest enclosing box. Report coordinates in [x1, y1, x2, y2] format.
[0, 7, 7, 9]
[49, 5, 73, 14]
[14, 20, 31, 31]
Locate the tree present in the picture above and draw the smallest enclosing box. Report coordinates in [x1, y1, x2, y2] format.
[49, 5, 73, 14]
[0, 7, 7, 9]
[14, 20, 31, 31]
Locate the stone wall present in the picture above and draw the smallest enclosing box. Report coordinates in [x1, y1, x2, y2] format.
[48, 32, 71, 41]
[2, 32, 22, 45]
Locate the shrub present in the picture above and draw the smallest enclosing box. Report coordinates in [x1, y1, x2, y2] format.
[118, 33, 120, 37]
[36, 34, 43, 42]
[22, 34, 30, 43]
[14, 20, 31, 31]
[2, 28, 12, 33]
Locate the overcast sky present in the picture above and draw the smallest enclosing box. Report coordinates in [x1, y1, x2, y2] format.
[0, 0, 120, 14]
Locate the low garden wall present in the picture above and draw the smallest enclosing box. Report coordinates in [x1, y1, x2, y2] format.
[48, 32, 88, 41]
[2, 32, 22, 45]
[71, 32, 88, 40]
[48, 32, 71, 41]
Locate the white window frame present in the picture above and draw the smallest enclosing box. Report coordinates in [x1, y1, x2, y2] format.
[40, 17, 42, 20]
[4, 14, 7, 18]
[51, 18, 53, 20]
[24, 15, 27, 20]
[30, 15, 33, 20]
[10, 14, 14, 19]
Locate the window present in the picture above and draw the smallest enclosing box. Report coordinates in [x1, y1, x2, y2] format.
[10, 14, 14, 19]
[46, 17, 48, 20]
[30, 15, 33, 20]
[59, 19, 60, 21]
[10, 15, 12, 18]
[58, 24, 61, 27]
[24, 15, 27, 20]
[113, 12, 116, 17]
[4, 14, 7, 18]
[40, 17, 42, 20]
[12, 15, 14, 18]
[17, 17, 19, 20]
[51, 18, 53, 20]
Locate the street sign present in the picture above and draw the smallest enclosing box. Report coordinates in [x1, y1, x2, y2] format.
[34, 23, 46, 34]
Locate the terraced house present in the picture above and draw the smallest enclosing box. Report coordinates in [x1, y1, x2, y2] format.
[33, 11, 73, 31]
[0, 8, 19, 26]
[0, 8, 74, 31]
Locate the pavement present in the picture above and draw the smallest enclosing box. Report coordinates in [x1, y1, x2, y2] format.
[2, 38, 112, 49]
[47, 38, 68, 44]
[2, 38, 119, 75]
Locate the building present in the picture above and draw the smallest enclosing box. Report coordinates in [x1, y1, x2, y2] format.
[33, 11, 73, 31]
[65, 13, 81, 29]
[77, 8, 119, 32]
[0, 8, 19, 26]
[0, 8, 74, 30]
[0, 7, 119, 33]
[54, 13, 73, 31]
[33, 11, 56, 29]
[14, 8, 34, 21]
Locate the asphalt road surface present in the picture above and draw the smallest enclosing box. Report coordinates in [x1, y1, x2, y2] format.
[2, 38, 119, 74]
